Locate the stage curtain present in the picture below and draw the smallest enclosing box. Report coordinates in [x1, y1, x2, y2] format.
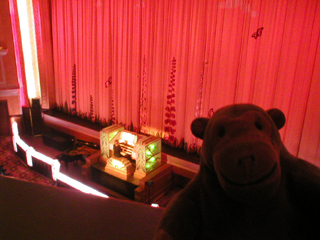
[50, 0, 320, 165]
[32, 0, 56, 109]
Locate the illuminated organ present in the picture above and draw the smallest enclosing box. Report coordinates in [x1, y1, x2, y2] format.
[100, 125, 162, 180]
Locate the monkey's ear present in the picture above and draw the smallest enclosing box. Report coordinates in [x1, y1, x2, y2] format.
[267, 108, 286, 130]
[191, 118, 209, 139]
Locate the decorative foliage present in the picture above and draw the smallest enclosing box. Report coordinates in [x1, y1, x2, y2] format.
[71, 64, 77, 115]
[195, 61, 208, 118]
[90, 95, 95, 123]
[184, 141, 200, 154]
[99, 117, 107, 127]
[105, 76, 112, 88]
[55, 58, 201, 154]
[109, 77, 116, 124]
[252, 27, 264, 39]
[140, 54, 148, 133]
[64, 101, 69, 113]
[208, 108, 215, 118]
[164, 57, 177, 146]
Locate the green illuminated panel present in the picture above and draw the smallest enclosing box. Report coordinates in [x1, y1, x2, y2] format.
[108, 131, 118, 142]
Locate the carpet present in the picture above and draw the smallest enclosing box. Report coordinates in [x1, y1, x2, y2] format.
[0, 135, 55, 186]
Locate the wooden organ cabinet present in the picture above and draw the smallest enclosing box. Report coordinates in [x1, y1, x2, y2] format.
[100, 125, 162, 180]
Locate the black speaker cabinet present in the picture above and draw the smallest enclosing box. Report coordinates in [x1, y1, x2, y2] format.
[31, 98, 41, 109]
[42, 131, 74, 152]
[22, 107, 43, 135]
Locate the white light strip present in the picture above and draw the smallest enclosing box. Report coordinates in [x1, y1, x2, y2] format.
[51, 159, 61, 181]
[26, 146, 34, 167]
[12, 122, 19, 152]
[31, 151, 55, 165]
[12, 136, 18, 152]
[12, 121, 19, 136]
[11, 121, 108, 199]
[57, 172, 108, 198]
[15, 137, 29, 152]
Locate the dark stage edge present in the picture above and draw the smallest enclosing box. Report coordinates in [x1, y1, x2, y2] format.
[43, 109, 200, 164]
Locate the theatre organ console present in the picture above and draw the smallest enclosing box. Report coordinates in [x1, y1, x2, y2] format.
[118, 132, 135, 158]
[100, 125, 162, 180]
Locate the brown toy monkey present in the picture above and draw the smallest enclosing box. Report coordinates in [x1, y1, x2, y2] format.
[155, 104, 320, 240]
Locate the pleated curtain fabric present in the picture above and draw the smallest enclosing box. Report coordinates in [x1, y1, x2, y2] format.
[47, 0, 320, 166]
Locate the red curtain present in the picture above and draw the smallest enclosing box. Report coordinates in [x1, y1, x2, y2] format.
[50, 0, 320, 166]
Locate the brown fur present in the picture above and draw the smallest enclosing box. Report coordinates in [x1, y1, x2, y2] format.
[155, 104, 320, 240]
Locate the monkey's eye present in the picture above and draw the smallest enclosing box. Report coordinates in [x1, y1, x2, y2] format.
[255, 121, 263, 130]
